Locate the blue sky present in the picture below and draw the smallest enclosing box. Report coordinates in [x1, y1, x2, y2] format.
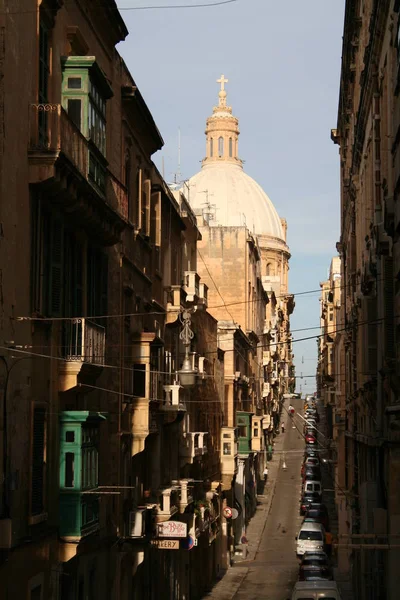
[116, 0, 345, 394]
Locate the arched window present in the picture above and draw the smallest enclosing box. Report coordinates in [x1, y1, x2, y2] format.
[229, 137, 233, 157]
[210, 137, 213, 157]
[266, 263, 272, 276]
[218, 136, 224, 157]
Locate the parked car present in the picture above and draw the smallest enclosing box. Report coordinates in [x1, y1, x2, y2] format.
[302, 469, 321, 484]
[304, 506, 330, 531]
[304, 447, 319, 459]
[300, 551, 330, 568]
[300, 491, 321, 515]
[305, 433, 317, 445]
[303, 481, 322, 496]
[301, 457, 320, 477]
[305, 457, 320, 467]
[296, 522, 325, 557]
[288, 581, 342, 600]
[299, 565, 333, 581]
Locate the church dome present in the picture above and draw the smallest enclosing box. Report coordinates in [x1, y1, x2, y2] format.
[186, 75, 284, 240]
[187, 162, 284, 239]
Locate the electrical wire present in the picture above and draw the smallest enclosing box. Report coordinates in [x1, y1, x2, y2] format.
[1, 0, 239, 16]
[14, 274, 380, 322]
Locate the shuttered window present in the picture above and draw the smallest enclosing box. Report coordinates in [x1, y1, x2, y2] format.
[48, 217, 64, 317]
[151, 191, 162, 247]
[87, 248, 108, 319]
[31, 408, 46, 516]
[143, 179, 151, 237]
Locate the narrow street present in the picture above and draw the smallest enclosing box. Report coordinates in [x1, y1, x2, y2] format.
[233, 410, 304, 599]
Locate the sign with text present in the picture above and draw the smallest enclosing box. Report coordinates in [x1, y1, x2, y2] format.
[151, 539, 179, 550]
[157, 521, 187, 538]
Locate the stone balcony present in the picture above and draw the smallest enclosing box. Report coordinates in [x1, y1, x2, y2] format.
[59, 318, 105, 392]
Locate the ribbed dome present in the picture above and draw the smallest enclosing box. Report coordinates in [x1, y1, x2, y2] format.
[186, 162, 284, 239]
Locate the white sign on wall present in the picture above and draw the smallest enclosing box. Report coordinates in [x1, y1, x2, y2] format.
[157, 521, 187, 538]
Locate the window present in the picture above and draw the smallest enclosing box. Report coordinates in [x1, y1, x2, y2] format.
[87, 248, 108, 319]
[124, 150, 131, 216]
[238, 425, 247, 438]
[210, 138, 213, 157]
[67, 77, 82, 89]
[218, 136, 224, 157]
[133, 364, 146, 398]
[89, 80, 106, 155]
[59, 412, 105, 538]
[299, 531, 323, 541]
[223, 442, 231, 455]
[229, 137, 233, 157]
[67, 99, 82, 130]
[38, 20, 49, 103]
[38, 19, 50, 144]
[31, 408, 46, 516]
[254, 428, 259, 437]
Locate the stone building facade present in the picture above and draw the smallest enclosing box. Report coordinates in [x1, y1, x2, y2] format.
[333, 2, 400, 598]
[186, 79, 295, 559]
[0, 2, 224, 598]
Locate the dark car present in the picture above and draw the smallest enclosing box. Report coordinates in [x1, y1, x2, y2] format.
[304, 507, 330, 531]
[302, 468, 321, 483]
[304, 447, 319, 459]
[300, 492, 321, 515]
[299, 565, 333, 581]
[301, 551, 330, 566]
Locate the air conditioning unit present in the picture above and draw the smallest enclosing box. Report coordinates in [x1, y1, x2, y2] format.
[128, 509, 146, 538]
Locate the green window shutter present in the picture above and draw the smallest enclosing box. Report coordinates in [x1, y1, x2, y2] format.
[31, 408, 46, 515]
[48, 217, 64, 317]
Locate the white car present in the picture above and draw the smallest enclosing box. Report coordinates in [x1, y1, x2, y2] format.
[296, 522, 325, 557]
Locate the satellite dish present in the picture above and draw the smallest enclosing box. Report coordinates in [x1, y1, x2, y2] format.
[231, 508, 239, 520]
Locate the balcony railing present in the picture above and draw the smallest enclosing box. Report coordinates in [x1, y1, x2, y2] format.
[29, 104, 128, 220]
[64, 318, 105, 365]
[29, 103, 88, 177]
[106, 170, 129, 221]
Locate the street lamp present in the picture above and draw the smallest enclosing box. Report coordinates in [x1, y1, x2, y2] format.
[178, 310, 197, 388]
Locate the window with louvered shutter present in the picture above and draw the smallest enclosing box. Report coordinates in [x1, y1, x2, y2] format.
[143, 179, 151, 237]
[48, 218, 64, 317]
[31, 408, 46, 515]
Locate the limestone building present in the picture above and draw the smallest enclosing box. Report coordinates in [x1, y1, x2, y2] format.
[333, 2, 400, 597]
[185, 77, 294, 557]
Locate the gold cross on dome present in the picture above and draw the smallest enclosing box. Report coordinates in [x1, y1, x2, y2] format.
[217, 74, 229, 92]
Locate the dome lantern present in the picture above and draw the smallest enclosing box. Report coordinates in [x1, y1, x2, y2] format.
[203, 75, 242, 168]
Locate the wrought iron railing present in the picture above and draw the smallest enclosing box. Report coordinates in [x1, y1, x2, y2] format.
[64, 318, 105, 365]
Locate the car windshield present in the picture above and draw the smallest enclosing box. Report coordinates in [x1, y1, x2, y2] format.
[299, 531, 323, 541]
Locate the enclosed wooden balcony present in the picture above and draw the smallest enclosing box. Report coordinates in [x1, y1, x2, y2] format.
[28, 103, 127, 244]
